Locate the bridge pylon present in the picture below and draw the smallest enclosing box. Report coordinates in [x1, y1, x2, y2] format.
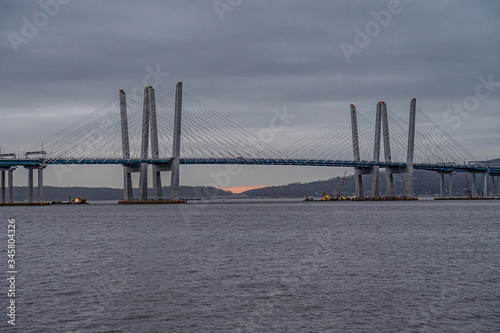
[371, 102, 382, 198]
[120, 90, 135, 201]
[404, 98, 417, 198]
[381, 101, 395, 197]
[120, 83, 183, 201]
[170, 82, 182, 200]
[350, 104, 364, 198]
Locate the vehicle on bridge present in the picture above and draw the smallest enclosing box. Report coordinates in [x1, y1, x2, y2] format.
[0, 153, 16, 159]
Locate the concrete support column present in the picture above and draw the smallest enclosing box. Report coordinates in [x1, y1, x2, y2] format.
[170, 82, 183, 200]
[448, 173, 454, 198]
[483, 173, 488, 197]
[1, 170, 5, 203]
[491, 175, 495, 197]
[149, 87, 162, 200]
[123, 170, 133, 201]
[381, 101, 394, 197]
[354, 170, 364, 198]
[404, 98, 416, 198]
[38, 167, 43, 202]
[439, 173, 445, 198]
[471, 173, 477, 198]
[120, 90, 134, 201]
[8, 169, 14, 203]
[139, 86, 150, 201]
[371, 102, 382, 198]
[27, 168, 34, 203]
[497, 176, 500, 198]
[152, 167, 162, 200]
[350, 104, 364, 198]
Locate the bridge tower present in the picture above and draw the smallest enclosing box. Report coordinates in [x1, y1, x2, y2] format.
[120, 83, 183, 201]
[350, 104, 364, 198]
[404, 98, 417, 198]
[138, 87, 152, 200]
[120, 90, 135, 201]
[137, 86, 163, 201]
[371, 102, 382, 198]
[170, 82, 182, 200]
[381, 101, 395, 197]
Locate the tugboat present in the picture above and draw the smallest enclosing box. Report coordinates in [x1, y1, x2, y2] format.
[71, 197, 88, 204]
[51, 196, 88, 204]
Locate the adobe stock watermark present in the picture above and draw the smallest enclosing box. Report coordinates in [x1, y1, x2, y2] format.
[213, 0, 243, 22]
[339, 0, 407, 64]
[129, 65, 169, 104]
[7, 0, 72, 54]
[51, 111, 115, 183]
[179, 106, 295, 224]
[206, 106, 295, 191]
[51, 64, 168, 183]
[443, 74, 500, 130]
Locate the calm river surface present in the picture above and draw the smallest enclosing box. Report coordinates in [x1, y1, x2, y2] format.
[1, 199, 499, 332]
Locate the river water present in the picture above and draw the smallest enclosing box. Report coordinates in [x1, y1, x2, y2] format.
[1, 199, 499, 332]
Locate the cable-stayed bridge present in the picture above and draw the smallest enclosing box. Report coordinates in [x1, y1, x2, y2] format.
[1, 82, 498, 203]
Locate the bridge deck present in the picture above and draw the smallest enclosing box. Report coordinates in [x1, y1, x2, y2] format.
[0, 158, 491, 173]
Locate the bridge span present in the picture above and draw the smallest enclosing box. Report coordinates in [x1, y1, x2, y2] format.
[1, 82, 498, 203]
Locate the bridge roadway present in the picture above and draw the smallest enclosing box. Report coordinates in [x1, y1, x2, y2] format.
[0, 158, 494, 174]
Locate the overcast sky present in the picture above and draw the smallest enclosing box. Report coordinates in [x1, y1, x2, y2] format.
[1, 0, 499, 189]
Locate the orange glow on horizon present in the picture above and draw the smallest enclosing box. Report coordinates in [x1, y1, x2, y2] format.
[223, 185, 267, 194]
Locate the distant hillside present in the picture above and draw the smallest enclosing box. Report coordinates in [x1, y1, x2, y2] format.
[10, 186, 232, 202]
[8, 168, 494, 201]
[242, 170, 491, 198]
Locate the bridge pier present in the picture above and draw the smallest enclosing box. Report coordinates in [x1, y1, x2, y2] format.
[439, 173, 445, 198]
[471, 173, 477, 197]
[354, 170, 364, 198]
[170, 82, 183, 200]
[350, 104, 364, 198]
[483, 173, 488, 197]
[8, 168, 14, 203]
[491, 174, 495, 197]
[448, 173, 454, 198]
[24, 165, 45, 203]
[28, 167, 34, 203]
[1, 170, 5, 203]
[404, 98, 416, 198]
[38, 167, 44, 202]
[497, 176, 500, 198]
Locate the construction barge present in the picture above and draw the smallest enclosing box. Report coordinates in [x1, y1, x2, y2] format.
[0, 202, 51, 206]
[118, 199, 186, 204]
[434, 197, 497, 201]
[305, 193, 418, 202]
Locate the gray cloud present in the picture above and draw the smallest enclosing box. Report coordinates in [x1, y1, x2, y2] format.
[1, 0, 499, 187]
